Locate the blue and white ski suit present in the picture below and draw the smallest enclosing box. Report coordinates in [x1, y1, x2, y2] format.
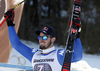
[8, 26, 82, 71]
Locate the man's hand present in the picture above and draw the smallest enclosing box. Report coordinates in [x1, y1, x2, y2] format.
[71, 16, 81, 38]
[4, 8, 15, 26]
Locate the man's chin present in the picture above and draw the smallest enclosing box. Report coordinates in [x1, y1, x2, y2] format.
[40, 46, 47, 50]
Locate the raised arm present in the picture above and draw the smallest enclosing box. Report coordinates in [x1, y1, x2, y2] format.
[4, 9, 35, 62]
[8, 26, 33, 62]
[71, 38, 82, 62]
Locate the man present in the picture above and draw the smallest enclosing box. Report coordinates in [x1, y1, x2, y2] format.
[4, 9, 82, 71]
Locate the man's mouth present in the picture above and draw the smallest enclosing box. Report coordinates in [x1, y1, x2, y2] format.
[40, 42, 45, 46]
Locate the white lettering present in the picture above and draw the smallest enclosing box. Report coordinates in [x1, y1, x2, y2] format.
[32, 49, 38, 53]
[59, 50, 64, 56]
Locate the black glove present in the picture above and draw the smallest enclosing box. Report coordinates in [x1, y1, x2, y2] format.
[4, 8, 15, 26]
[71, 16, 81, 38]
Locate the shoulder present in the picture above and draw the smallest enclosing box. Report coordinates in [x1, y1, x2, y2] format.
[32, 48, 39, 54]
[57, 49, 65, 65]
[57, 49, 65, 56]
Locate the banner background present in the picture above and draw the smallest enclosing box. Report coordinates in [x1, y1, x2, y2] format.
[0, 0, 24, 63]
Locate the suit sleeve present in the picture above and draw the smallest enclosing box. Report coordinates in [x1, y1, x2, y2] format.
[57, 38, 82, 65]
[8, 26, 36, 62]
[71, 38, 82, 62]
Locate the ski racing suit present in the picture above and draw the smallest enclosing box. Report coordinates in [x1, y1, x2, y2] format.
[8, 26, 82, 71]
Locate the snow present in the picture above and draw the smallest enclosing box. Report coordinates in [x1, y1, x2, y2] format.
[7, 39, 100, 71]
[82, 53, 100, 69]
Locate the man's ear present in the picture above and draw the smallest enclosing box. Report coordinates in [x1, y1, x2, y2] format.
[51, 37, 56, 43]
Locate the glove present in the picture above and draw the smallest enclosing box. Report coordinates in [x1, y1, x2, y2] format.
[4, 8, 15, 26]
[71, 16, 81, 38]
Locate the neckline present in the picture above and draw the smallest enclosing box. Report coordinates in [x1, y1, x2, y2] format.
[39, 46, 56, 54]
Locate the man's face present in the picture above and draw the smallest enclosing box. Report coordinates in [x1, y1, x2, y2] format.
[38, 32, 52, 50]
